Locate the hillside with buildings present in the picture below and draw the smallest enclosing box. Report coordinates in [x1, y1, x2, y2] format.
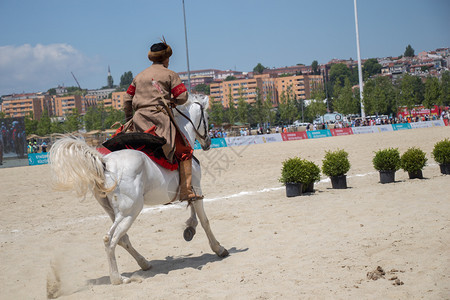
[0, 46, 448, 121]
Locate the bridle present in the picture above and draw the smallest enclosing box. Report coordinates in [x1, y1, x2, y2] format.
[174, 102, 208, 140]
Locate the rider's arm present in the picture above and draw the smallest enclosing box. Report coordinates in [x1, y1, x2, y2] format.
[123, 81, 136, 121]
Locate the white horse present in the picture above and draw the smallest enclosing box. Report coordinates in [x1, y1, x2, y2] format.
[49, 94, 228, 285]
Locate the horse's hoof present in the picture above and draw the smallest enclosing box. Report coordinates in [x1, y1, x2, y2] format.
[218, 248, 229, 258]
[183, 226, 196, 241]
[140, 260, 152, 271]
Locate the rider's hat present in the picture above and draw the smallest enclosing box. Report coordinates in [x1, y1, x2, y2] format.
[148, 37, 172, 63]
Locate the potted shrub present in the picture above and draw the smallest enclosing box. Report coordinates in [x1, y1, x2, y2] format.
[432, 138, 450, 175]
[400, 147, 427, 179]
[372, 148, 401, 183]
[280, 157, 304, 197]
[299, 159, 321, 193]
[322, 149, 351, 189]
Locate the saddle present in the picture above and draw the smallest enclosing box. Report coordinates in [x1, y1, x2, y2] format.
[102, 131, 179, 171]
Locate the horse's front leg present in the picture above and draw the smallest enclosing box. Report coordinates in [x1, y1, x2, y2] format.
[191, 199, 228, 257]
[184, 204, 198, 241]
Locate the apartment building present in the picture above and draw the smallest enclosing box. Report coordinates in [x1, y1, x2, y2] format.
[275, 75, 323, 101]
[1, 93, 43, 119]
[111, 91, 126, 110]
[210, 74, 323, 108]
[53, 95, 82, 116]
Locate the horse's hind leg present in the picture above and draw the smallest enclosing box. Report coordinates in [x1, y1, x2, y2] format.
[97, 196, 150, 272]
[192, 200, 228, 257]
[118, 234, 151, 271]
[184, 204, 198, 241]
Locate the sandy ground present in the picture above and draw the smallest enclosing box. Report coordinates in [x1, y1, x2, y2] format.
[0, 126, 449, 299]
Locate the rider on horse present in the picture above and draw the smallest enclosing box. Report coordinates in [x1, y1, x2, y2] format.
[123, 39, 203, 202]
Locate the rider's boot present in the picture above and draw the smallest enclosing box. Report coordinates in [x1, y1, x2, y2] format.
[179, 159, 203, 201]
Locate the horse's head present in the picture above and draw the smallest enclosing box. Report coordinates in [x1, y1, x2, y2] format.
[175, 94, 211, 151]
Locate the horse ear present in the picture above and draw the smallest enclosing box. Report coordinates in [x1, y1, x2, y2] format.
[203, 96, 210, 109]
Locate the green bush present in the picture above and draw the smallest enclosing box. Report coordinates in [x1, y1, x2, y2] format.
[432, 138, 450, 164]
[400, 147, 427, 173]
[279, 157, 320, 185]
[373, 148, 401, 171]
[322, 149, 351, 177]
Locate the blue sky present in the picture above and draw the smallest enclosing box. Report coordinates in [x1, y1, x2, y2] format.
[0, 0, 449, 96]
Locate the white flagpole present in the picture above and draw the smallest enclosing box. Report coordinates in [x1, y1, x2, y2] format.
[354, 0, 365, 118]
[182, 0, 191, 93]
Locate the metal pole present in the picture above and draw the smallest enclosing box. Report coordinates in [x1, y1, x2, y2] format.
[354, 0, 365, 118]
[182, 0, 191, 93]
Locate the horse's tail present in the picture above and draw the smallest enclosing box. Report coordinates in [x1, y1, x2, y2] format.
[49, 135, 114, 198]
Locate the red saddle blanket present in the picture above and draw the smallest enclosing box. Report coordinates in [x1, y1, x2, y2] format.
[100, 131, 178, 171]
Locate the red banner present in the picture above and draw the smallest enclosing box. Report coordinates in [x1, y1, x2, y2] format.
[330, 128, 353, 136]
[281, 131, 308, 141]
[444, 119, 449, 126]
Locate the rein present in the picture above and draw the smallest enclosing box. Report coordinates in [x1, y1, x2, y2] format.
[174, 102, 208, 140]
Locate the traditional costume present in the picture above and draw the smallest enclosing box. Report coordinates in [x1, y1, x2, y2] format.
[123, 40, 202, 201]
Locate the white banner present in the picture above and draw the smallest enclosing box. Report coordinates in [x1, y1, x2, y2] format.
[351, 126, 378, 134]
[374, 124, 394, 133]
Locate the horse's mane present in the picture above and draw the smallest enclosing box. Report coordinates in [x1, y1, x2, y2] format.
[176, 94, 209, 114]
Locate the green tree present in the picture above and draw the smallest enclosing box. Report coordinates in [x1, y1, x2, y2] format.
[333, 78, 359, 115]
[24, 112, 38, 135]
[404, 44, 415, 57]
[277, 86, 297, 124]
[440, 70, 450, 106]
[237, 87, 249, 123]
[36, 112, 52, 136]
[193, 84, 210, 95]
[253, 63, 266, 75]
[209, 101, 224, 127]
[47, 88, 56, 95]
[363, 76, 396, 116]
[63, 108, 82, 133]
[424, 76, 440, 110]
[399, 73, 424, 112]
[306, 100, 327, 122]
[224, 76, 236, 81]
[264, 91, 276, 125]
[226, 90, 237, 124]
[362, 58, 382, 80]
[311, 60, 319, 75]
[120, 71, 133, 88]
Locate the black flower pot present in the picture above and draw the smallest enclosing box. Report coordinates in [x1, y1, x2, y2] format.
[330, 175, 347, 189]
[302, 182, 315, 193]
[379, 170, 395, 184]
[439, 163, 450, 175]
[408, 170, 423, 179]
[285, 183, 303, 197]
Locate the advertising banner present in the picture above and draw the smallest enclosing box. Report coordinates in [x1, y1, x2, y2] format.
[27, 152, 49, 165]
[261, 133, 284, 143]
[225, 135, 261, 147]
[374, 125, 394, 133]
[392, 123, 412, 131]
[351, 126, 377, 134]
[330, 128, 353, 136]
[306, 129, 332, 139]
[281, 131, 308, 141]
[194, 138, 227, 150]
[430, 119, 445, 127]
[444, 119, 449, 126]
[409, 121, 433, 129]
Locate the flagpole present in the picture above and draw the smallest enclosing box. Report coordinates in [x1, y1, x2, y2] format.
[354, 0, 365, 118]
[182, 0, 191, 93]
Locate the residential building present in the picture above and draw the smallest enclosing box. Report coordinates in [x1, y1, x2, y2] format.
[111, 91, 126, 110]
[53, 95, 82, 116]
[1, 93, 43, 119]
[210, 74, 323, 108]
